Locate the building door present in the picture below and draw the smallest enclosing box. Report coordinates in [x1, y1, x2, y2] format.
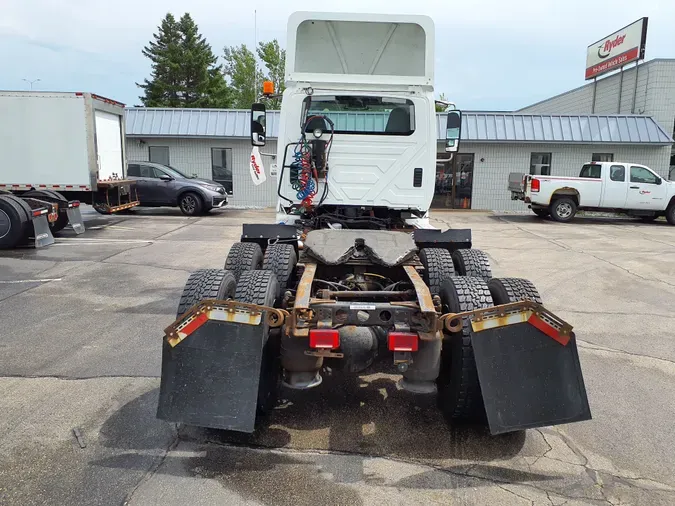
[432, 153, 474, 209]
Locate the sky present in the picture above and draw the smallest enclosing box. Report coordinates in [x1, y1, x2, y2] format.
[1, 0, 673, 111]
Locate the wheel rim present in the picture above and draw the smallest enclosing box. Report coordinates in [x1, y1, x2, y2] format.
[182, 195, 196, 213]
[0, 209, 11, 239]
[557, 202, 572, 218]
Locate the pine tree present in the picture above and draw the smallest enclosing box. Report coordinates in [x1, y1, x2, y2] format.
[257, 40, 285, 109]
[138, 13, 182, 107]
[138, 13, 232, 108]
[223, 44, 257, 109]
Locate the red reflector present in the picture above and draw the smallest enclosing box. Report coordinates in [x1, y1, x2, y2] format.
[32, 209, 46, 217]
[71, 201, 80, 208]
[309, 329, 340, 349]
[388, 332, 419, 352]
[531, 178, 540, 192]
[528, 314, 569, 346]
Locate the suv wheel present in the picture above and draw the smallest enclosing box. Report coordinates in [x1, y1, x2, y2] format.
[179, 192, 203, 216]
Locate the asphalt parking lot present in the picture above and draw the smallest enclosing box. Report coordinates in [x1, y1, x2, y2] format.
[2, 207, 675, 506]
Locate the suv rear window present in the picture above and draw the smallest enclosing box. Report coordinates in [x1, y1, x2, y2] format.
[580, 164, 601, 179]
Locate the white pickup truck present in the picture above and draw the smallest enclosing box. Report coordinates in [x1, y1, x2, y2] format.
[509, 162, 675, 224]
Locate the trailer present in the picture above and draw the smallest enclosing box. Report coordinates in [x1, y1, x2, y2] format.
[0, 91, 139, 249]
[157, 12, 591, 436]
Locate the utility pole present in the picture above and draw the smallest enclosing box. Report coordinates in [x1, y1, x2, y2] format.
[22, 78, 41, 90]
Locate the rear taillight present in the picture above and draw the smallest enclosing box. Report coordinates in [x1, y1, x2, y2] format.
[309, 329, 340, 349]
[388, 332, 419, 352]
[531, 178, 540, 193]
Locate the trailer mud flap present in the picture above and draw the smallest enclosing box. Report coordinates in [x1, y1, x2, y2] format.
[66, 207, 85, 234]
[157, 319, 267, 433]
[471, 324, 591, 434]
[31, 215, 55, 248]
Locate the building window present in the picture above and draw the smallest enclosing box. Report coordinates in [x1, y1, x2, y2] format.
[211, 148, 233, 194]
[670, 154, 675, 181]
[149, 146, 170, 166]
[592, 153, 614, 162]
[530, 153, 552, 175]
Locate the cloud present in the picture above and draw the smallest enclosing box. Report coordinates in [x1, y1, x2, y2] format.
[1, 0, 673, 109]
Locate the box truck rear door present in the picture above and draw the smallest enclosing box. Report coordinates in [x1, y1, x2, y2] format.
[95, 110, 124, 180]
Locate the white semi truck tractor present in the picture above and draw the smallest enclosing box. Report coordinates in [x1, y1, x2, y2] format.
[157, 12, 591, 436]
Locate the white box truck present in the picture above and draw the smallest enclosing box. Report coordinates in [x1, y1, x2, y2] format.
[0, 91, 139, 249]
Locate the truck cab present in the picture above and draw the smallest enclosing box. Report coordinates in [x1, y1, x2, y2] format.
[250, 12, 460, 228]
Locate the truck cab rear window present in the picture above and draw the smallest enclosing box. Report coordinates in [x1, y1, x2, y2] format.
[303, 96, 415, 135]
[579, 164, 601, 179]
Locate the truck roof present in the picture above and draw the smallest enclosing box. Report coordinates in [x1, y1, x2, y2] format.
[285, 11, 435, 88]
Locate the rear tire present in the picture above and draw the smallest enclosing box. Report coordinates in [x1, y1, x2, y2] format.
[488, 278, 542, 305]
[176, 269, 237, 318]
[549, 197, 577, 223]
[225, 242, 263, 281]
[437, 276, 494, 421]
[179, 192, 203, 216]
[0, 195, 30, 249]
[419, 248, 455, 295]
[235, 270, 281, 416]
[262, 243, 297, 295]
[452, 249, 492, 280]
[666, 204, 675, 226]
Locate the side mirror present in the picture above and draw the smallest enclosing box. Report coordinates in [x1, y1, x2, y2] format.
[251, 103, 267, 147]
[445, 110, 462, 153]
[656, 177, 662, 185]
[159, 174, 173, 182]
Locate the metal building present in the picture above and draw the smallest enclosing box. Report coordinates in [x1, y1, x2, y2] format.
[519, 58, 675, 180]
[125, 106, 672, 211]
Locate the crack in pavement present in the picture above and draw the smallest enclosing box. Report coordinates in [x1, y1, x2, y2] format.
[122, 424, 180, 506]
[103, 260, 193, 274]
[497, 484, 535, 505]
[191, 436, 674, 505]
[577, 339, 675, 368]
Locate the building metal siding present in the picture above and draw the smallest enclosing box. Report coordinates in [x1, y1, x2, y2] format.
[126, 137, 278, 208]
[518, 59, 675, 136]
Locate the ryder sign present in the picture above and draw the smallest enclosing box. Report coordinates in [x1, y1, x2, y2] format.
[585, 18, 647, 80]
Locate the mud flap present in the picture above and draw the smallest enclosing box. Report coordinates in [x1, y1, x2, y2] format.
[157, 319, 267, 432]
[66, 207, 85, 234]
[471, 323, 591, 435]
[31, 215, 55, 248]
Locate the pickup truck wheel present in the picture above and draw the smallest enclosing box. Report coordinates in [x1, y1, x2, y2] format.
[666, 205, 675, 226]
[437, 276, 493, 422]
[550, 197, 577, 223]
[179, 192, 203, 216]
